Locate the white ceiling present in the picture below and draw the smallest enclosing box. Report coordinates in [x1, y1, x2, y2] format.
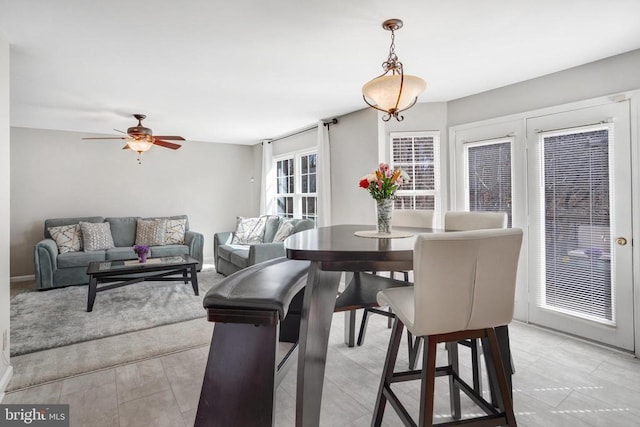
[1, 0, 639, 145]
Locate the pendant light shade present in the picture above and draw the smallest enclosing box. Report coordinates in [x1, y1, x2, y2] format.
[362, 74, 426, 113]
[362, 19, 426, 122]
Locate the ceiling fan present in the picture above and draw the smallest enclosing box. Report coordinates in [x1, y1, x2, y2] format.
[83, 114, 185, 163]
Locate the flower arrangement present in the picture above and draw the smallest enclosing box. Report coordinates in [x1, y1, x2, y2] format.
[133, 245, 149, 256]
[133, 245, 149, 262]
[358, 163, 409, 201]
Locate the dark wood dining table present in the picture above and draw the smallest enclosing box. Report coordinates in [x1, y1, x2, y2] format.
[284, 224, 513, 427]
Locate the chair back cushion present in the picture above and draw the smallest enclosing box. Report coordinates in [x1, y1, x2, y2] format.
[412, 228, 523, 336]
[391, 210, 434, 228]
[444, 211, 507, 231]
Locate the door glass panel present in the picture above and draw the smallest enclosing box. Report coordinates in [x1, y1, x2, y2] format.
[540, 128, 613, 323]
[466, 140, 512, 227]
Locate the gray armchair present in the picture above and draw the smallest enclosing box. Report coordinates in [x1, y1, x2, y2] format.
[214, 217, 314, 276]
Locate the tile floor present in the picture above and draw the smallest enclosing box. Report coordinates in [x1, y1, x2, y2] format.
[4, 308, 640, 426]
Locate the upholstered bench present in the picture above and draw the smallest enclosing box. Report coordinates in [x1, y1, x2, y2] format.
[195, 257, 310, 427]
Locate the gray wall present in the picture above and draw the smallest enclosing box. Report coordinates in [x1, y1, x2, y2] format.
[448, 49, 640, 126]
[329, 108, 380, 225]
[10, 128, 258, 276]
[0, 31, 11, 396]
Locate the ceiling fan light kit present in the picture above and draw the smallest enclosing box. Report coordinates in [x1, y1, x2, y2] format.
[362, 19, 426, 122]
[82, 114, 185, 164]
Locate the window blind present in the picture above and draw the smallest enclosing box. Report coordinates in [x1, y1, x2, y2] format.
[537, 127, 614, 323]
[391, 134, 439, 210]
[465, 140, 512, 227]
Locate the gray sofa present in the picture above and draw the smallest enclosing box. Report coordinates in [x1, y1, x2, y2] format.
[34, 215, 204, 290]
[214, 217, 314, 276]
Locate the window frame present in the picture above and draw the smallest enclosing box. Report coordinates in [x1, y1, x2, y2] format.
[388, 130, 442, 215]
[272, 149, 318, 220]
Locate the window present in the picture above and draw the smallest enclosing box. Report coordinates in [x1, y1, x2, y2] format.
[464, 138, 513, 226]
[390, 132, 440, 211]
[274, 151, 317, 221]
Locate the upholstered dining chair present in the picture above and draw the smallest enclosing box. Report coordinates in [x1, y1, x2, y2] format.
[372, 228, 523, 426]
[429, 211, 509, 394]
[356, 209, 435, 347]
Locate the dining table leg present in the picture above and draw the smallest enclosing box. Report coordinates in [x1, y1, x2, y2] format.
[296, 261, 342, 427]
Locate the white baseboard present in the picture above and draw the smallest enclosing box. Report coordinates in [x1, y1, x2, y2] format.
[10, 275, 34, 283]
[0, 364, 14, 402]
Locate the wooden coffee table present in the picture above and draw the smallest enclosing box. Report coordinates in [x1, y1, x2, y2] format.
[85, 255, 199, 312]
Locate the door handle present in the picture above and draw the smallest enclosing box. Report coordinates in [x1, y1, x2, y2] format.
[616, 237, 627, 246]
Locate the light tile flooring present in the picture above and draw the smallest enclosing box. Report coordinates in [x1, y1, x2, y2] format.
[4, 306, 640, 426]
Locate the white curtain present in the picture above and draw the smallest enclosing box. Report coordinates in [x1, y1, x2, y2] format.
[260, 140, 274, 215]
[317, 121, 332, 226]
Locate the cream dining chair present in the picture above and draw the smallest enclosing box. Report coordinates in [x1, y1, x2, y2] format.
[407, 211, 509, 387]
[356, 209, 435, 347]
[372, 228, 523, 426]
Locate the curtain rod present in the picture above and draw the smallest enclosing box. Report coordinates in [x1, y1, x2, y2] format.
[265, 118, 338, 144]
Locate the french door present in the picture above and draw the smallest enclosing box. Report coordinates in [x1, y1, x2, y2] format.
[526, 101, 633, 350]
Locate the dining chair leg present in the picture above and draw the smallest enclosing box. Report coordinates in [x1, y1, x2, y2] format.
[387, 307, 393, 328]
[408, 336, 423, 370]
[357, 309, 370, 346]
[372, 318, 404, 427]
[445, 342, 461, 420]
[485, 328, 517, 426]
[481, 335, 500, 408]
[470, 338, 483, 395]
[418, 335, 437, 426]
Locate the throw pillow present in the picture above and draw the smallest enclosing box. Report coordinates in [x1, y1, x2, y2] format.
[79, 222, 115, 251]
[165, 218, 187, 245]
[231, 216, 267, 245]
[272, 220, 295, 243]
[48, 224, 83, 254]
[136, 219, 168, 246]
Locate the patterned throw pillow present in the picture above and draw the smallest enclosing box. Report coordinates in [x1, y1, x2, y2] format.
[165, 218, 187, 245]
[48, 224, 83, 254]
[136, 219, 167, 246]
[231, 216, 267, 245]
[79, 222, 115, 251]
[272, 220, 295, 243]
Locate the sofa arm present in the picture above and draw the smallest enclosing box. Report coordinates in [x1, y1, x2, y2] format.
[185, 230, 204, 271]
[213, 232, 234, 272]
[34, 239, 59, 290]
[248, 242, 286, 266]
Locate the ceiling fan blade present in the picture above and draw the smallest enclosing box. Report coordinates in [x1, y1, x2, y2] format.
[82, 136, 127, 140]
[153, 135, 185, 141]
[153, 139, 182, 150]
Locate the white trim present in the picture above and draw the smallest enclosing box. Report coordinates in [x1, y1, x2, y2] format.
[10, 275, 34, 283]
[0, 365, 14, 401]
[449, 89, 640, 352]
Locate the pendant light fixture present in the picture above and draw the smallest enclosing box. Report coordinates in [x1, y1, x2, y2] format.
[362, 19, 426, 122]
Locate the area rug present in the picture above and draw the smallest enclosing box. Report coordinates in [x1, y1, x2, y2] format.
[10, 270, 225, 356]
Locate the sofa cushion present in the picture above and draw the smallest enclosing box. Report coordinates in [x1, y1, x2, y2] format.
[263, 215, 282, 243]
[231, 216, 267, 245]
[230, 249, 250, 268]
[106, 247, 136, 261]
[80, 222, 115, 251]
[105, 217, 138, 247]
[272, 220, 295, 243]
[218, 244, 249, 262]
[165, 218, 187, 244]
[136, 219, 167, 246]
[149, 244, 189, 258]
[48, 224, 83, 253]
[58, 250, 106, 268]
[44, 216, 104, 239]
